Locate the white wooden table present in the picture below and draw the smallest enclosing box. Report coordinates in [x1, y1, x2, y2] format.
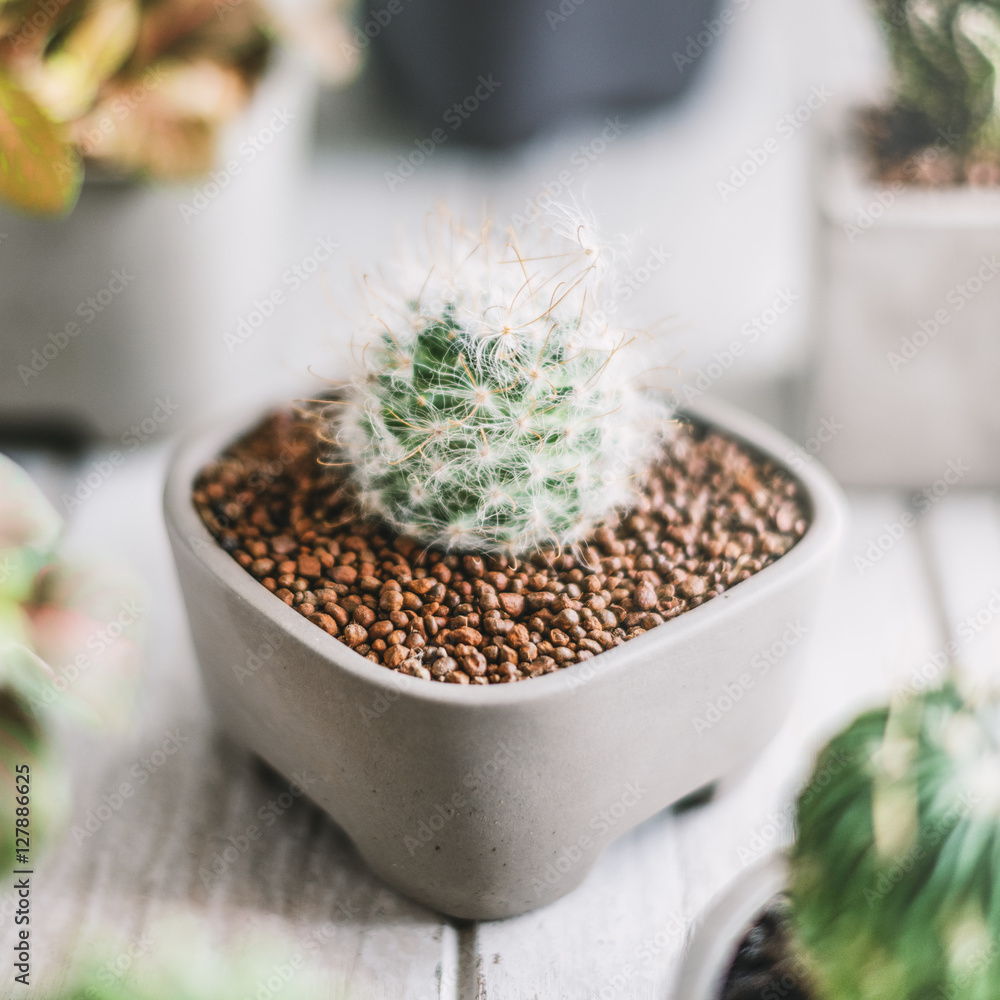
[5, 439, 998, 999]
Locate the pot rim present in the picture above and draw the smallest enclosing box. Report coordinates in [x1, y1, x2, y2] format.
[819, 102, 1000, 229]
[163, 393, 847, 707]
[671, 852, 790, 1000]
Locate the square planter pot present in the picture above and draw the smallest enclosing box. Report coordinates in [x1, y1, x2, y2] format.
[671, 853, 787, 1000]
[0, 51, 316, 442]
[808, 110, 1000, 486]
[367, 0, 720, 144]
[163, 395, 846, 919]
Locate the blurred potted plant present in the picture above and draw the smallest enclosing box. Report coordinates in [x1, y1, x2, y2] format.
[0, 0, 357, 441]
[810, 0, 1000, 485]
[363, 0, 721, 144]
[674, 677, 1000, 999]
[165, 207, 846, 917]
[0, 453, 144, 872]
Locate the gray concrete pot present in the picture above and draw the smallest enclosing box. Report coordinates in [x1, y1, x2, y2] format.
[672, 853, 788, 1000]
[808, 108, 1000, 486]
[163, 395, 845, 919]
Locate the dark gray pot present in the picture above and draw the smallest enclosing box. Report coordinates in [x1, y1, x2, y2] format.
[163, 396, 845, 918]
[364, 0, 722, 144]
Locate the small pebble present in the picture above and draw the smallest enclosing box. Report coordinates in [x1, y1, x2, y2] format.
[194, 411, 809, 685]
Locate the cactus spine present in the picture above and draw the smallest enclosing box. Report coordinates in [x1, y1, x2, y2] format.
[334, 209, 671, 554]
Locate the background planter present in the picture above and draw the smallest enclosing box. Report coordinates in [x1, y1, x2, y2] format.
[164, 395, 846, 919]
[671, 853, 787, 1000]
[368, 0, 720, 145]
[808, 110, 1000, 486]
[0, 51, 316, 443]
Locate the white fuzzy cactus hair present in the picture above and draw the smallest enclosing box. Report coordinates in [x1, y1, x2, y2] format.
[332, 205, 672, 555]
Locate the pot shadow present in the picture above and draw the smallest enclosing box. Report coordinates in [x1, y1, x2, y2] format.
[57, 719, 449, 944]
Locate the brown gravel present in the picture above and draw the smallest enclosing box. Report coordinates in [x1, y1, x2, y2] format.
[861, 106, 1000, 188]
[193, 411, 810, 685]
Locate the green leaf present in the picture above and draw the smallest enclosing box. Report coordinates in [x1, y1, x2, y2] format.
[0, 74, 80, 215]
[29, 0, 140, 123]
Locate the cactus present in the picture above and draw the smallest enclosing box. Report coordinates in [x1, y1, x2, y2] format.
[871, 0, 1000, 158]
[789, 681, 1000, 1000]
[333, 208, 671, 555]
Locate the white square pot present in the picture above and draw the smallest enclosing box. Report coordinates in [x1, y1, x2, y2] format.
[809, 112, 1000, 486]
[671, 854, 788, 999]
[164, 395, 846, 919]
[0, 51, 316, 441]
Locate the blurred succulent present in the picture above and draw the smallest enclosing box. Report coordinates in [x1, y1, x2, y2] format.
[54, 910, 334, 999]
[789, 680, 1000, 1000]
[871, 0, 1000, 162]
[333, 207, 672, 555]
[0, 0, 273, 213]
[0, 453, 144, 869]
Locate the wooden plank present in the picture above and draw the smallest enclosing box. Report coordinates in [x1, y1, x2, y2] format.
[474, 492, 945, 1000]
[0, 445, 451, 999]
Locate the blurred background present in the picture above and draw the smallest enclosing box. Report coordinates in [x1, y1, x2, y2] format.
[0, 0, 892, 459]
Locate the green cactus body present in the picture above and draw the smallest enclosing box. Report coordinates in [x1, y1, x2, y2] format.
[336, 211, 670, 554]
[790, 683, 1000, 1000]
[872, 0, 1000, 156]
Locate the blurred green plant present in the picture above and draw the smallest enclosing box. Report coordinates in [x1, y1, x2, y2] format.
[0, 0, 274, 214]
[334, 206, 672, 555]
[52, 910, 340, 998]
[789, 680, 1000, 1000]
[0, 453, 144, 869]
[871, 0, 1000, 163]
